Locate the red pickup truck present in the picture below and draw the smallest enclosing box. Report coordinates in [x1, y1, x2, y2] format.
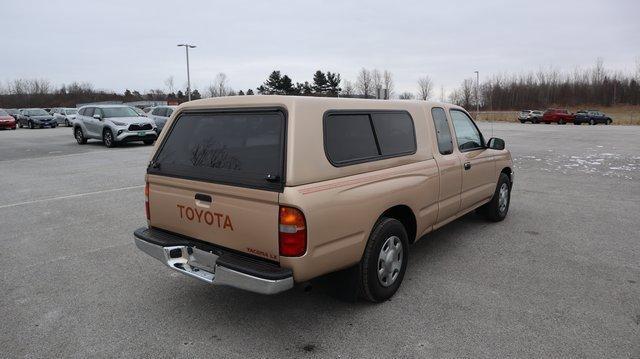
[542, 108, 575, 124]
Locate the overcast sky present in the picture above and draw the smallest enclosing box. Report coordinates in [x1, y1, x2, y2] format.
[2, 0, 639, 96]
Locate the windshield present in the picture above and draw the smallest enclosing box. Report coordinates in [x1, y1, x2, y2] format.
[101, 107, 139, 118]
[6, 109, 19, 114]
[0, 109, 8, 116]
[66, 109, 78, 115]
[27, 109, 49, 116]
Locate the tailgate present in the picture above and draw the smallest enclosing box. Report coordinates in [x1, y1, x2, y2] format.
[146, 108, 286, 262]
[148, 175, 280, 261]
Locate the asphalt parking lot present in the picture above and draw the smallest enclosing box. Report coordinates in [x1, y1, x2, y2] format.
[1, 123, 638, 358]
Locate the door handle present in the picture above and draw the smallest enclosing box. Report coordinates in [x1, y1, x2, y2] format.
[195, 193, 212, 203]
[464, 162, 472, 170]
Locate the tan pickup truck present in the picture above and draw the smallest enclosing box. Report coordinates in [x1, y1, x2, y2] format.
[134, 96, 513, 302]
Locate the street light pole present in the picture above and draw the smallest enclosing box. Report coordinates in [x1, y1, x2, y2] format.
[177, 44, 196, 101]
[474, 70, 479, 119]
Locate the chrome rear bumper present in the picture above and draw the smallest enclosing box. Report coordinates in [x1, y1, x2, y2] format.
[134, 228, 293, 295]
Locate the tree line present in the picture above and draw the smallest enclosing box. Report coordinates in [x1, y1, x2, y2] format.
[449, 59, 640, 110]
[2, 59, 639, 109]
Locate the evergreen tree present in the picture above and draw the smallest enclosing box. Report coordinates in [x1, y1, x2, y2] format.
[312, 70, 328, 95]
[238, 90, 245, 96]
[246, 89, 254, 95]
[279, 75, 295, 95]
[326, 72, 341, 97]
[177, 90, 184, 99]
[191, 89, 201, 100]
[258, 71, 283, 94]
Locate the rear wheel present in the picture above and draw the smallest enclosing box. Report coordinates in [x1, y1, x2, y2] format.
[28, 121, 34, 129]
[65, 119, 70, 127]
[357, 217, 409, 302]
[143, 140, 154, 145]
[589, 119, 595, 126]
[606, 119, 612, 125]
[477, 173, 511, 222]
[75, 127, 87, 144]
[103, 129, 116, 148]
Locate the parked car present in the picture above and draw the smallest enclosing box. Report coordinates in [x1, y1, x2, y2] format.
[0, 109, 17, 130]
[574, 110, 612, 125]
[52, 108, 78, 126]
[17, 108, 57, 129]
[541, 108, 574, 124]
[73, 105, 157, 147]
[143, 107, 153, 114]
[133, 96, 514, 302]
[518, 110, 543, 123]
[146, 105, 177, 133]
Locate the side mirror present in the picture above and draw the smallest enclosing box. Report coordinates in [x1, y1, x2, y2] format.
[93, 114, 102, 120]
[487, 137, 505, 150]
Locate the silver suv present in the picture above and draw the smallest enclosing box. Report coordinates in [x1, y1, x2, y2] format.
[73, 105, 158, 147]
[146, 105, 177, 133]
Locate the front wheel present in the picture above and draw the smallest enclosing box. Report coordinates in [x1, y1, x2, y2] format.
[143, 140, 155, 145]
[75, 127, 87, 144]
[477, 173, 511, 222]
[589, 119, 595, 126]
[606, 119, 612, 125]
[65, 119, 70, 127]
[357, 217, 409, 302]
[28, 121, 34, 129]
[103, 129, 116, 148]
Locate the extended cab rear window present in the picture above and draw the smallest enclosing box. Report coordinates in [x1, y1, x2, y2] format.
[149, 109, 286, 191]
[324, 111, 416, 166]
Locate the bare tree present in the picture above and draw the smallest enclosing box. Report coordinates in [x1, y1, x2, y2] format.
[398, 92, 414, 100]
[383, 70, 394, 99]
[342, 80, 355, 97]
[371, 69, 382, 98]
[356, 68, 373, 98]
[417, 76, 433, 100]
[164, 76, 175, 94]
[207, 73, 232, 97]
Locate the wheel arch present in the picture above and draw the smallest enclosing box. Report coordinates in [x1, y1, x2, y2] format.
[378, 205, 417, 244]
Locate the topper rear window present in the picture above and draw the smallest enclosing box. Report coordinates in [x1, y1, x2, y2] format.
[149, 109, 286, 191]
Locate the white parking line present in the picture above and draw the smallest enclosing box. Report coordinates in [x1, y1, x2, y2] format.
[0, 185, 144, 209]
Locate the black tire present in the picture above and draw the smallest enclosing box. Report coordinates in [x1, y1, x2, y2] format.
[559, 120, 566, 125]
[606, 119, 612, 125]
[589, 119, 595, 126]
[573, 121, 580, 125]
[18, 121, 23, 128]
[28, 121, 34, 129]
[519, 120, 525, 124]
[75, 127, 87, 144]
[357, 217, 409, 303]
[103, 129, 116, 148]
[143, 140, 155, 145]
[65, 119, 70, 127]
[477, 173, 511, 222]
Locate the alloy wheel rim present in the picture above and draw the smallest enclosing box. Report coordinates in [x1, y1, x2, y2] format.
[498, 183, 509, 213]
[105, 132, 112, 146]
[377, 235, 403, 287]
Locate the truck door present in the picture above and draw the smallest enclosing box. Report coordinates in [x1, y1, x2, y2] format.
[449, 109, 496, 211]
[430, 107, 462, 223]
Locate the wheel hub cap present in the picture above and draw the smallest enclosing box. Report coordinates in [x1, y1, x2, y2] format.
[498, 183, 509, 213]
[377, 236, 403, 287]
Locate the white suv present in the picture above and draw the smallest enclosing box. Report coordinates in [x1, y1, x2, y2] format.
[73, 105, 158, 147]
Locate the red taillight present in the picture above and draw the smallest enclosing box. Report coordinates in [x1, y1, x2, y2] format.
[144, 182, 150, 221]
[279, 206, 306, 257]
